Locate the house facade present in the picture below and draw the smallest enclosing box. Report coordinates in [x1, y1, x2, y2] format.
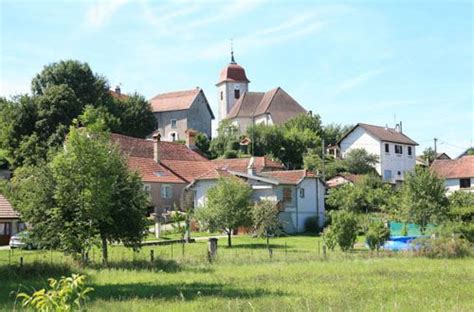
[190, 166, 325, 233]
[217, 52, 307, 134]
[150, 88, 214, 141]
[337, 123, 418, 184]
[0, 194, 23, 246]
[430, 155, 474, 194]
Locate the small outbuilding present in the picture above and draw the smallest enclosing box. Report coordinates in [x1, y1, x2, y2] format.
[0, 194, 22, 245]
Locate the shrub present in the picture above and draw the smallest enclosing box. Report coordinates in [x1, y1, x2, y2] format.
[325, 210, 358, 251]
[414, 236, 471, 258]
[223, 150, 238, 159]
[322, 226, 337, 251]
[304, 216, 319, 233]
[227, 140, 240, 151]
[17, 274, 93, 311]
[366, 220, 390, 251]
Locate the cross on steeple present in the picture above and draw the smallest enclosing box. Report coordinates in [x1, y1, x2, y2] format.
[230, 39, 236, 64]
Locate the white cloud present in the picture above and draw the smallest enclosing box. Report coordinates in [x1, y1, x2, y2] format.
[84, 0, 129, 29]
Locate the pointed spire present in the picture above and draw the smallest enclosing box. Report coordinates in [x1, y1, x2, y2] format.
[230, 39, 236, 64]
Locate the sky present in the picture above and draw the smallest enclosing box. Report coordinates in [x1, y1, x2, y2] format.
[1, 0, 472, 158]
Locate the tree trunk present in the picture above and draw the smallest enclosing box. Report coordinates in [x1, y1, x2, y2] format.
[266, 236, 270, 249]
[227, 230, 232, 247]
[101, 235, 108, 266]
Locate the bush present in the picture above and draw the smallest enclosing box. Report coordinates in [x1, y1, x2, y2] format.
[304, 216, 319, 233]
[17, 274, 93, 311]
[414, 236, 471, 258]
[366, 220, 390, 251]
[223, 150, 238, 159]
[324, 210, 358, 251]
[227, 140, 240, 151]
[322, 226, 337, 251]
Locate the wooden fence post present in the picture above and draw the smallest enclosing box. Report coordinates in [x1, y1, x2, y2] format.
[150, 250, 154, 263]
[208, 238, 218, 263]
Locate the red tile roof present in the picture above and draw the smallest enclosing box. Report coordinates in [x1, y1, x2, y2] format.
[339, 123, 418, 146]
[193, 168, 233, 181]
[150, 88, 200, 113]
[431, 156, 474, 179]
[109, 90, 128, 100]
[260, 170, 315, 185]
[0, 194, 19, 220]
[128, 157, 185, 183]
[217, 63, 250, 84]
[212, 157, 284, 173]
[326, 173, 362, 188]
[161, 160, 216, 183]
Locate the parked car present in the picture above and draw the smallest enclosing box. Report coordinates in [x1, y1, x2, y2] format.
[9, 231, 37, 249]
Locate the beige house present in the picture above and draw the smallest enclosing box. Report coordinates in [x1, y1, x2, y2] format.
[0, 194, 22, 246]
[150, 88, 214, 141]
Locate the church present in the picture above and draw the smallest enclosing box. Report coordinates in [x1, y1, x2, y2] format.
[217, 52, 307, 134]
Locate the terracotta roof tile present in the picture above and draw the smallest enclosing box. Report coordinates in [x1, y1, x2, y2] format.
[150, 88, 200, 113]
[339, 123, 418, 146]
[0, 194, 19, 219]
[260, 169, 315, 185]
[161, 160, 216, 183]
[431, 155, 474, 179]
[194, 168, 233, 181]
[128, 157, 185, 183]
[217, 63, 250, 84]
[212, 157, 284, 173]
[109, 90, 128, 100]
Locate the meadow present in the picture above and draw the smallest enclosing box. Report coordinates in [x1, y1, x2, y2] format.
[1, 234, 473, 311]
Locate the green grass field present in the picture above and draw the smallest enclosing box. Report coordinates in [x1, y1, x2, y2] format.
[1, 235, 473, 311]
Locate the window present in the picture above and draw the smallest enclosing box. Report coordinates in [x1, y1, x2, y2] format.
[283, 187, 292, 202]
[299, 188, 305, 198]
[220, 91, 223, 100]
[385, 143, 390, 153]
[395, 145, 403, 154]
[397, 171, 401, 176]
[408, 146, 412, 156]
[161, 185, 172, 199]
[460, 178, 471, 189]
[170, 119, 177, 129]
[383, 170, 392, 181]
[0, 222, 11, 235]
[170, 132, 177, 142]
[234, 89, 240, 99]
[143, 184, 151, 193]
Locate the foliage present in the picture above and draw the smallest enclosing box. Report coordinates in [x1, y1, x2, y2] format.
[223, 149, 238, 159]
[209, 120, 239, 158]
[326, 174, 394, 213]
[440, 191, 474, 242]
[195, 132, 211, 158]
[342, 148, 378, 175]
[413, 236, 471, 258]
[17, 274, 93, 312]
[324, 210, 358, 251]
[11, 121, 149, 263]
[421, 147, 436, 165]
[365, 220, 390, 251]
[322, 123, 353, 146]
[195, 177, 252, 247]
[304, 216, 320, 233]
[399, 168, 449, 234]
[322, 226, 337, 251]
[252, 200, 282, 247]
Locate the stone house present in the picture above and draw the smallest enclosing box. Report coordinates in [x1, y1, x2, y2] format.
[150, 88, 214, 141]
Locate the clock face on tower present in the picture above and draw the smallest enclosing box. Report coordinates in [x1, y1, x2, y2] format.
[234, 84, 240, 90]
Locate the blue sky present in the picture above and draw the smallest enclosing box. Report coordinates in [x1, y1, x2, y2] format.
[1, 0, 472, 157]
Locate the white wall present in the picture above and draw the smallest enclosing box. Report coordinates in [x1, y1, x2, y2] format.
[340, 127, 382, 174]
[444, 178, 474, 194]
[380, 141, 416, 183]
[217, 81, 248, 123]
[193, 180, 216, 208]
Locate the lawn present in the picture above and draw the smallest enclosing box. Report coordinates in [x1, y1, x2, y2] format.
[1, 235, 473, 311]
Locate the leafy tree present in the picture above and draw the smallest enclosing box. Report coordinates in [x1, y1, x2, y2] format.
[209, 120, 239, 158]
[252, 200, 282, 248]
[195, 132, 211, 158]
[303, 150, 347, 178]
[422, 147, 436, 165]
[106, 93, 156, 138]
[366, 220, 390, 251]
[441, 191, 474, 242]
[399, 168, 449, 234]
[322, 123, 353, 146]
[324, 210, 358, 251]
[246, 123, 285, 159]
[343, 148, 379, 174]
[196, 176, 252, 247]
[284, 113, 323, 135]
[11, 120, 149, 263]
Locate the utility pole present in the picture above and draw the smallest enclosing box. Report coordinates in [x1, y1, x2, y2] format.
[321, 138, 325, 181]
[434, 138, 438, 154]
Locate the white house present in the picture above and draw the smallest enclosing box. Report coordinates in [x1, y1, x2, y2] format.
[188, 163, 325, 233]
[430, 155, 474, 194]
[337, 123, 418, 184]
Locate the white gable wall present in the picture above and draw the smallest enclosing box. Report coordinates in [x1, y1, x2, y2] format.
[340, 127, 382, 174]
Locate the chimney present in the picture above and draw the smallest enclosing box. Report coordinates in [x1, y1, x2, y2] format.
[385, 124, 388, 130]
[185, 129, 197, 148]
[247, 157, 256, 176]
[152, 132, 161, 163]
[395, 123, 401, 133]
[399, 121, 403, 133]
[115, 85, 121, 95]
[308, 110, 313, 117]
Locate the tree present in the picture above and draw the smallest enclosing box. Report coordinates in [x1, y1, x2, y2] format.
[322, 123, 353, 146]
[303, 150, 347, 178]
[209, 120, 239, 158]
[324, 210, 358, 251]
[11, 120, 149, 264]
[196, 177, 252, 247]
[343, 148, 379, 174]
[252, 200, 282, 248]
[195, 132, 211, 158]
[422, 147, 436, 165]
[399, 168, 449, 234]
[365, 220, 390, 251]
[442, 191, 474, 242]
